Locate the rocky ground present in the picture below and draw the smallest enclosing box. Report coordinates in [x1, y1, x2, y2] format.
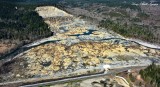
[0, 6, 160, 85]
[0, 39, 160, 82]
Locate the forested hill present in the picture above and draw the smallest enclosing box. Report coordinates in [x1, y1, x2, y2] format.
[0, 1, 52, 57]
[0, 2, 52, 41]
[62, 0, 152, 6]
[1, 0, 62, 4]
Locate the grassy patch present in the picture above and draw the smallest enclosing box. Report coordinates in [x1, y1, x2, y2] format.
[130, 18, 142, 22]
[108, 12, 124, 17]
[116, 55, 134, 61]
[137, 12, 150, 19]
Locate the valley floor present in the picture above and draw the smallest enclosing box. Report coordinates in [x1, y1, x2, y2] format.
[0, 6, 160, 87]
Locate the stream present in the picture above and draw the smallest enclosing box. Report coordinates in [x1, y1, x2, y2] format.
[0, 29, 160, 62]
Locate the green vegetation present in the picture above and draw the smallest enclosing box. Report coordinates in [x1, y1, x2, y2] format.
[117, 10, 130, 17]
[66, 80, 81, 87]
[108, 10, 130, 18]
[129, 73, 136, 82]
[108, 12, 124, 17]
[99, 19, 156, 43]
[130, 18, 142, 22]
[62, 0, 147, 10]
[0, 1, 52, 57]
[120, 3, 141, 10]
[137, 12, 150, 19]
[139, 63, 160, 87]
[1, 0, 60, 4]
[0, 2, 52, 41]
[116, 55, 134, 61]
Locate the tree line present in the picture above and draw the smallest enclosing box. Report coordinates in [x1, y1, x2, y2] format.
[0, 2, 52, 42]
[140, 63, 160, 87]
[0, 1, 53, 57]
[99, 19, 158, 44]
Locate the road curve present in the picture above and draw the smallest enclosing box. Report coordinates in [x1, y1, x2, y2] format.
[20, 66, 146, 87]
[127, 38, 160, 49]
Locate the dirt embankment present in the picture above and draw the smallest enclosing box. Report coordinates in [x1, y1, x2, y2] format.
[0, 40, 23, 58]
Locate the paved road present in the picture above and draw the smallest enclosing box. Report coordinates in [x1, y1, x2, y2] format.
[20, 66, 145, 87]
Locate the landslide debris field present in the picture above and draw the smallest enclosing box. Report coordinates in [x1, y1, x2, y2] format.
[0, 6, 160, 83]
